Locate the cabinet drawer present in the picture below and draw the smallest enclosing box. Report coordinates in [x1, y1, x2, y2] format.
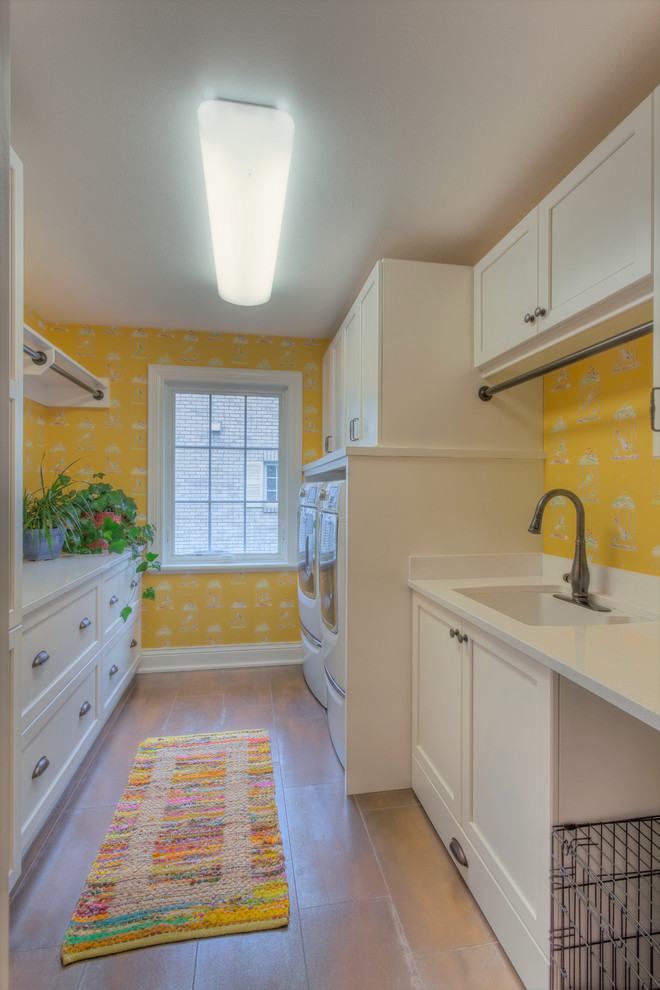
[21, 584, 99, 727]
[101, 616, 140, 716]
[102, 558, 140, 641]
[20, 662, 99, 849]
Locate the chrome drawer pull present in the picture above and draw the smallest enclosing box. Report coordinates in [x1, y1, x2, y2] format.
[32, 756, 50, 779]
[130, 639, 137, 648]
[449, 837, 469, 868]
[109, 595, 119, 605]
[79, 700, 92, 717]
[130, 579, 138, 589]
[32, 650, 50, 668]
[79, 617, 91, 630]
[109, 664, 119, 677]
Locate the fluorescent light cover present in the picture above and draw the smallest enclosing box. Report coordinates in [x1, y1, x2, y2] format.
[197, 99, 294, 306]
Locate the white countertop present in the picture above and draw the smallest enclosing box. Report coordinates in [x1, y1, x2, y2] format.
[23, 551, 132, 615]
[409, 556, 660, 731]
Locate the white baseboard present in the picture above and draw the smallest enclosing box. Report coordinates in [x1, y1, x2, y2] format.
[138, 641, 303, 674]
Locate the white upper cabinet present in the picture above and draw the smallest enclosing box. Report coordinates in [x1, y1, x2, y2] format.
[343, 303, 362, 444]
[321, 323, 345, 454]
[320, 258, 541, 455]
[473, 209, 539, 365]
[321, 341, 334, 454]
[345, 264, 379, 447]
[539, 96, 652, 330]
[474, 92, 654, 372]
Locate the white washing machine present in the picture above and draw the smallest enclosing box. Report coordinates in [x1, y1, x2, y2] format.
[297, 482, 326, 707]
[319, 480, 346, 767]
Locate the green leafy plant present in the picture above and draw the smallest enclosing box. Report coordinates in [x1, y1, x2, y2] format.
[70, 473, 161, 620]
[23, 463, 83, 555]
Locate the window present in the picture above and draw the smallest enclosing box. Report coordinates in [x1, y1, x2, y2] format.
[264, 462, 278, 505]
[148, 365, 302, 570]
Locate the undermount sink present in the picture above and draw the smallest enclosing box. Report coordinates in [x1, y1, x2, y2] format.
[455, 586, 649, 626]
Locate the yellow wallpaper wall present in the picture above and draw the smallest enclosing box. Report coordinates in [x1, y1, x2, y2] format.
[23, 308, 328, 650]
[543, 324, 659, 576]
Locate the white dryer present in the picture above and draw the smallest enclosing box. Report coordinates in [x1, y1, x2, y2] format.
[297, 482, 326, 707]
[319, 480, 347, 767]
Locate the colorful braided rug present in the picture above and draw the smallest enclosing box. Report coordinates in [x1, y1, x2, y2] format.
[61, 730, 289, 964]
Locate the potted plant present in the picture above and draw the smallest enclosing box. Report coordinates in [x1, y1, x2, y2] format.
[23, 463, 83, 560]
[69, 473, 160, 620]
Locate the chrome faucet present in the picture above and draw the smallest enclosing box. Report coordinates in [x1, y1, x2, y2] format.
[528, 488, 610, 612]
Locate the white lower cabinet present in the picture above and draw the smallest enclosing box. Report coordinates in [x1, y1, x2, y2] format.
[14, 553, 141, 880]
[101, 614, 141, 718]
[20, 660, 99, 852]
[412, 593, 552, 990]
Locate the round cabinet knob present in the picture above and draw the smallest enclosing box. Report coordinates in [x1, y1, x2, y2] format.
[449, 627, 457, 638]
[524, 312, 536, 324]
[534, 306, 546, 318]
[458, 632, 469, 645]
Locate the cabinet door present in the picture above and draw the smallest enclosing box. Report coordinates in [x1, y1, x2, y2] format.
[356, 265, 379, 446]
[473, 209, 539, 366]
[322, 345, 334, 454]
[539, 95, 652, 333]
[331, 326, 345, 451]
[463, 625, 552, 951]
[412, 596, 464, 825]
[343, 305, 361, 445]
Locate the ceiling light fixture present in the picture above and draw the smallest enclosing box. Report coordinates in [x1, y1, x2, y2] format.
[197, 98, 295, 307]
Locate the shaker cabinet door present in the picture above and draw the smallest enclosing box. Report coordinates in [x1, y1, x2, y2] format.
[539, 95, 652, 333]
[412, 596, 464, 825]
[473, 209, 539, 366]
[463, 626, 553, 953]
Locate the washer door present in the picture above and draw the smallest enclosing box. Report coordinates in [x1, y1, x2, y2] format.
[297, 505, 317, 601]
[319, 510, 338, 633]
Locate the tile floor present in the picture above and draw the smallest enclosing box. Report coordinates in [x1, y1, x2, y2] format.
[10, 665, 527, 990]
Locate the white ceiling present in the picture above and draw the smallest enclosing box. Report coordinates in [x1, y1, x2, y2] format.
[10, 0, 660, 340]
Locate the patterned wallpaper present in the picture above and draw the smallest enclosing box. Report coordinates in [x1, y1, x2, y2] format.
[23, 309, 328, 650]
[543, 321, 659, 576]
[23, 304, 658, 655]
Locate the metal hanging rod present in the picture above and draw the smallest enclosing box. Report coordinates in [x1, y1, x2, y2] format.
[23, 343, 105, 401]
[478, 320, 653, 401]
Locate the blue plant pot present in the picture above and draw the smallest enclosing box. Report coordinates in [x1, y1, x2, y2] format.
[23, 527, 65, 560]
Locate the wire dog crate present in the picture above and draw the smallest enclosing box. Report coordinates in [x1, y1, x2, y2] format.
[551, 816, 660, 989]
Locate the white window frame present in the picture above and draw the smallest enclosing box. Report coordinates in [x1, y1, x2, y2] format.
[148, 364, 302, 572]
